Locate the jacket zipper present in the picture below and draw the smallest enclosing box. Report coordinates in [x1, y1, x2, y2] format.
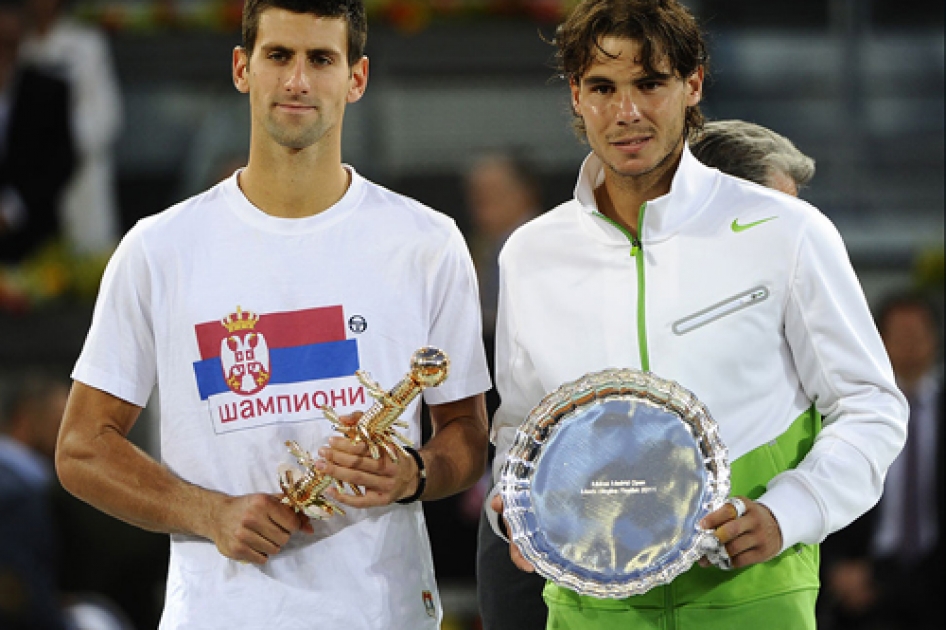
[595, 205, 671, 621]
[593, 203, 650, 372]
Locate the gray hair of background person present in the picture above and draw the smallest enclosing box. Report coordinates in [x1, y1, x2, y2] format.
[689, 119, 815, 190]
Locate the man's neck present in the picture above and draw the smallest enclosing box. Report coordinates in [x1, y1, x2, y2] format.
[238, 141, 350, 219]
[596, 148, 682, 237]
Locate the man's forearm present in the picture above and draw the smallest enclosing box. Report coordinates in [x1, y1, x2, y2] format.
[58, 414, 311, 565]
[56, 383, 225, 542]
[421, 397, 488, 501]
[57, 424, 223, 539]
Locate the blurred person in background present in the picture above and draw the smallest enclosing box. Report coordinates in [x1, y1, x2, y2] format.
[689, 119, 815, 197]
[21, 0, 123, 255]
[0, 371, 140, 630]
[484, 0, 907, 628]
[0, 0, 75, 265]
[0, 371, 70, 630]
[465, 151, 543, 350]
[467, 151, 547, 630]
[820, 292, 943, 630]
[51, 404, 168, 630]
[54, 1, 490, 629]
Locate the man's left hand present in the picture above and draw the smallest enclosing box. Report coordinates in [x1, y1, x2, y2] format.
[315, 413, 420, 508]
[699, 496, 783, 569]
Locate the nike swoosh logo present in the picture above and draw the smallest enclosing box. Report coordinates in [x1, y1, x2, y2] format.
[731, 216, 778, 233]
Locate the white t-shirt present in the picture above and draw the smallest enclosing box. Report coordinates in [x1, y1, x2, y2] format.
[73, 167, 491, 630]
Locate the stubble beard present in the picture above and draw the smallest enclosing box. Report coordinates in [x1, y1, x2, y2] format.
[265, 110, 330, 151]
[602, 123, 687, 186]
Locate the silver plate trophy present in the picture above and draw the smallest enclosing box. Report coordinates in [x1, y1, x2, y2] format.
[499, 368, 732, 598]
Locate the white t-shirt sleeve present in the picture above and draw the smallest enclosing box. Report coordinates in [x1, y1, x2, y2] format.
[72, 225, 156, 408]
[422, 226, 491, 406]
[758, 212, 908, 551]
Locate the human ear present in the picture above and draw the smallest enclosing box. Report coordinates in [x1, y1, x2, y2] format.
[233, 46, 250, 94]
[686, 66, 704, 107]
[347, 56, 369, 104]
[570, 77, 582, 115]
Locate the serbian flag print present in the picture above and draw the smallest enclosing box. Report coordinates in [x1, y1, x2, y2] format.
[192, 305, 366, 433]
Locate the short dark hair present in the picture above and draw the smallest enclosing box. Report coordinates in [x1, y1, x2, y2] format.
[242, 0, 367, 67]
[689, 120, 815, 189]
[554, 0, 708, 137]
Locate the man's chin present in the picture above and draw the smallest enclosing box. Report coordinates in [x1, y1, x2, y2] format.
[604, 145, 681, 181]
[606, 159, 657, 179]
[271, 131, 322, 152]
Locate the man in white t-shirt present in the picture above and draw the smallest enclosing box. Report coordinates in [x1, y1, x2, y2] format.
[55, 2, 491, 629]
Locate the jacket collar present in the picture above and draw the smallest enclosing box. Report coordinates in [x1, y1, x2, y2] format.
[574, 143, 718, 244]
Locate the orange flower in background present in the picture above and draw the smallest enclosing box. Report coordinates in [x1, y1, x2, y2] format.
[96, 3, 128, 32]
[526, 0, 570, 22]
[380, 0, 432, 34]
[152, 0, 179, 27]
[220, 0, 244, 31]
[0, 241, 112, 314]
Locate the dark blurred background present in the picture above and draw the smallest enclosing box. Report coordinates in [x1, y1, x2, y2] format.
[0, 1, 942, 629]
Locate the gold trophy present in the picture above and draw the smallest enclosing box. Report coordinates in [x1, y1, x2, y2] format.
[279, 347, 450, 518]
[326, 347, 450, 460]
[279, 440, 347, 518]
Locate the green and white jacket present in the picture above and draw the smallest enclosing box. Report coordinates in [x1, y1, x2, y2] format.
[487, 146, 908, 620]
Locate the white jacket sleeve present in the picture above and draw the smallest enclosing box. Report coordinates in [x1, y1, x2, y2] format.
[757, 211, 908, 551]
[485, 245, 551, 538]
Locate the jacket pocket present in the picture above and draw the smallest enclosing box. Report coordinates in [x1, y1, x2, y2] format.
[672, 286, 769, 335]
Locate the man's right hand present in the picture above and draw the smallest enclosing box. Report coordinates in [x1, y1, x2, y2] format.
[490, 493, 536, 573]
[209, 493, 314, 565]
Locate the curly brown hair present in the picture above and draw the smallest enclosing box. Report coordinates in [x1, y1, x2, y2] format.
[554, 0, 708, 137]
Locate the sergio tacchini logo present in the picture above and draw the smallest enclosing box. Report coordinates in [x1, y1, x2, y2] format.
[731, 216, 778, 233]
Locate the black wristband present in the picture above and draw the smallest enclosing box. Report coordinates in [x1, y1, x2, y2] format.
[395, 446, 427, 504]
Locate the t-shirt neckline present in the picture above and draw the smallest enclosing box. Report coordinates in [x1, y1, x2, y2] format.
[222, 165, 366, 235]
